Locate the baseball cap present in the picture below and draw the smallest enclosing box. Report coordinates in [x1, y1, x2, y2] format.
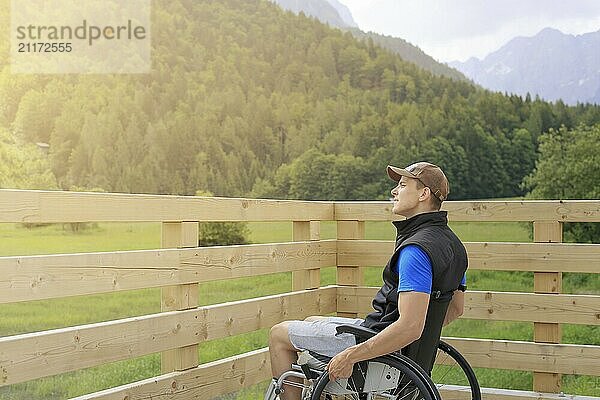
[387, 162, 449, 201]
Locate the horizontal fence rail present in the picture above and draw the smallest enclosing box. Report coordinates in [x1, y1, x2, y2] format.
[0, 190, 333, 222]
[0, 191, 599, 400]
[337, 240, 600, 273]
[1, 191, 599, 223]
[444, 337, 600, 376]
[3, 240, 598, 304]
[337, 287, 600, 325]
[0, 240, 336, 303]
[72, 349, 273, 400]
[335, 200, 600, 222]
[0, 288, 336, 386]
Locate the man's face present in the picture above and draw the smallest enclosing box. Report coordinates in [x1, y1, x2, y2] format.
[390, 176, 423, 217]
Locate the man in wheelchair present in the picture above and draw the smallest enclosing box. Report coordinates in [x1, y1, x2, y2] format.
[268, 162, 468, 399]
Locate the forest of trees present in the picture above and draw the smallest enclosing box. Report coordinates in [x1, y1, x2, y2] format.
[524, 124, 600, 242]
[1, 0, 599, 203]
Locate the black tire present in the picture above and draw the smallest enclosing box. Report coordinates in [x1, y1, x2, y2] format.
[311, 354, 439, 400]
[432, 341, 481, 400]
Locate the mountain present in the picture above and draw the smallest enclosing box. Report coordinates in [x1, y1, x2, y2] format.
[450, 28, 600, 105]
[272, 0, 465, 81]
[272, 0, 357, 28]
[326, 0, 358, 28]
[350, 29, 466, 81]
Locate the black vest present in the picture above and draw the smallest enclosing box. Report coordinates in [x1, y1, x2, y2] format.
[361, 211, 468, 372]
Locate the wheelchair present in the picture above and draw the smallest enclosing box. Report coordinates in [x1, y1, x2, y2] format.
[265, 324, 481, 400]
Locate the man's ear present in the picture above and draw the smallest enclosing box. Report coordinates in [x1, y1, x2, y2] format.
[419, 186, 431, 202]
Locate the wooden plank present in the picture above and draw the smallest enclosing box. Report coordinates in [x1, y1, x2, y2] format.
[337, 221, 365, 318]
[534, 324, 562, 345]
[292, 221, 321, 291]
[337, 287, 600, 325]
[161, 222, 199, 248]
[2, 190, 598, 223]
[0, 189, 333, 223]
[533, 373, 560, 395]
[0, 248, 180, 304]
[439, 386, 600, 400]
[161, 222, 200, 373]
[442, 337, 600, 375]
[337, 286, 377, 315]
[336, 223, 366, 289]
[161, 284, 200, 373]
[179, 240, 335, 282]
[436, 385, 477, 400]
[533, 221, 562, 393]
[198, 287, 335, 341]
[161, 284, 198, 312]
[468, 242, 597, 273]
[336, 241, 600, 273]
[0, 240, 336, 304]
[463, 292, 600, 325]
[0, 287, 337, 386]
[72, 348, 271, 400]
[334, 200, 600, 222]
[336, 240, 393, 266]
[533, 221, 563, 244]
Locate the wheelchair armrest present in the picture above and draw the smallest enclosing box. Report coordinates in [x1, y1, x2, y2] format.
[335, 324, 378, 341]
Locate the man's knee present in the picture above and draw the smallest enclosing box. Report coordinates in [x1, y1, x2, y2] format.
[269, 321, 290, 345]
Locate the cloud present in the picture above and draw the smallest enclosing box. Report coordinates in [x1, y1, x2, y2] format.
[408, 0, 600, 40]
[342, 0, 600, 61]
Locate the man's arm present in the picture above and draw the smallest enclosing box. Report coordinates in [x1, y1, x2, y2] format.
[443, 289, 464, 326]
[326, 291, 430, 380]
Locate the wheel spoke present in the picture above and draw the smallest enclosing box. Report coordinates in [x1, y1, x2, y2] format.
[311, 356, 436, 400]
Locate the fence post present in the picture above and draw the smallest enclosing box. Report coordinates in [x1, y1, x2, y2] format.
[161, 221, 199, 373]
[336, 220, 365, 317]
[533, 220, 563, 393]
[292, 221, 321, 291]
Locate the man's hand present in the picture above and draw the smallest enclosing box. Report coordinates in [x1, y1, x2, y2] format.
[327, 292, 430, 381]
[326, 347, 355, 381]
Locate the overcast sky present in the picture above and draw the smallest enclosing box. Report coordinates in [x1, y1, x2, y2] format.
[340, 0, 600, 62]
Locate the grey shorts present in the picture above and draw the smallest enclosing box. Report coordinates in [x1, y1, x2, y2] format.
[288, 316, 364, 357]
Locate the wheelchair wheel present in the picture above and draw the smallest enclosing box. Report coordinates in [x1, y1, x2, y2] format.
[311, 354, 439, 400]
[432, 341, 481, 400]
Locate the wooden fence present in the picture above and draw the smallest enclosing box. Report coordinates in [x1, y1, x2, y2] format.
[0, 190, 598, 400]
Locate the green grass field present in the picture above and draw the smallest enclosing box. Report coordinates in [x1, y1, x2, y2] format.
[0, 221, 598, 399]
